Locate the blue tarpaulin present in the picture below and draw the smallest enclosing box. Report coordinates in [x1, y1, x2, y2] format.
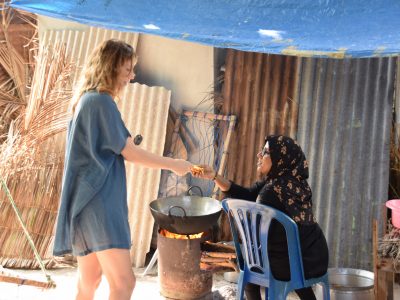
[9, 0, 400, 58]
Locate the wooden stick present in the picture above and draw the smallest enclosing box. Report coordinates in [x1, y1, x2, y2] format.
[183, 110, 234, 122]
[202, 241, 236, 252]
[200, 261, 238, 272]
[213, 116, 237, 194]
[170, 109, 197, 153]
[0, 274, 56, 289]
[201, 257, 231, 263]
[169, 116, 182, 157]
[202, 251, 236, 259]
[200, 263, 231, 272]
[374, 219, 394, 300]
[200, 257, 237, 271]
[373, 219, 378, 300]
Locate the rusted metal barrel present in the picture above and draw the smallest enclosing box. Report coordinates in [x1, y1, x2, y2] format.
[158, 231, 212, 299]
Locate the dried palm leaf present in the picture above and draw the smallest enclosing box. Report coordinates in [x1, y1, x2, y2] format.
[0, 38, 73, 269]
[0, 6, 27, 103]
[0, 3, 36, 142]
[24, 43, 70, 130]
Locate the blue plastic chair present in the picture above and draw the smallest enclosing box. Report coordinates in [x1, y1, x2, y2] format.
[222, 198, 330, 300]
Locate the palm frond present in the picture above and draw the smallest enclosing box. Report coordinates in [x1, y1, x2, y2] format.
[0, 11, 74, 267]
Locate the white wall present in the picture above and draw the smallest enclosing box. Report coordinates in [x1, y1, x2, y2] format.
[38, 16, 214, 112]
[136, 34, 214, 112]
[37, 15, 86, 40]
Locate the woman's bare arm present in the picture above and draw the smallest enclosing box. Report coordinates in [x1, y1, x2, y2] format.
[121, 137, 192, 176]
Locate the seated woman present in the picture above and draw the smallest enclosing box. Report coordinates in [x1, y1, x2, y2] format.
[192, 135, 329, 300]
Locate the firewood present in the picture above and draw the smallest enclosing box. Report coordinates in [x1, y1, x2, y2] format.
[202, 251, 236, 259]
[200, 262, 237, 273]
[201, 241, 236, 253]
[201, 257, 231, 263]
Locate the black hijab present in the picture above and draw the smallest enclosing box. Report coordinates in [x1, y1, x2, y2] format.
[264, 135, 315, 224]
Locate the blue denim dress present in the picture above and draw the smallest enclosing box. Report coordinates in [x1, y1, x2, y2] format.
[53, 91, 131, 256]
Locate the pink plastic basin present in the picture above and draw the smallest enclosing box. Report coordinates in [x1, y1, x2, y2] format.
[386, 200, 400, 228]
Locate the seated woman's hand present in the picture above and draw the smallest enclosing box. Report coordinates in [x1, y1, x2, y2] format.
[190, 164, 215, 180]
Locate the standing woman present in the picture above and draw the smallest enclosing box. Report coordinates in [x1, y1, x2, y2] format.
[193, 135, 328, 300]
[53, 39, 192, 300]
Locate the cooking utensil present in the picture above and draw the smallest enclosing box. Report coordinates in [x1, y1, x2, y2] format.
[149, 194, 221, 235]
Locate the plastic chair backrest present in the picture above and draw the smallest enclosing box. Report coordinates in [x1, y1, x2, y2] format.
[222, 198, 307, 296]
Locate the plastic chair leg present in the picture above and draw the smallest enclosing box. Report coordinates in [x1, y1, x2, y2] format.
[264, 287, 269, 300]
[236, 272, 245, 300]
[268, 280, 288, 300]
[322, 281, 330, 300]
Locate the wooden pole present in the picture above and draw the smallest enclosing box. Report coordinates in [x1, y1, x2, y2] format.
[213, 116, 237, 195]
[169, 116, 182, 157]
[171, 109, 197, 153]
[373, 219, 378, 300]
[374, 218, 394, 300]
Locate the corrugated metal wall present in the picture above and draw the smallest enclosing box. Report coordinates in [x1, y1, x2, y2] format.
[119, 84, 170, 267]
[222, 49, 396, 270]
[297, 57, 396, 270]
[44, 27, 170, 267]
[222, 49, 300, 187]
[41, 26, 139, 85]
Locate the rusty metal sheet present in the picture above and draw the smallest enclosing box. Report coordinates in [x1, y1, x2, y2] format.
[222, 49, 396, 271]
[222, 49, 300, 187]
[297, 57, 396, 270]
[158, 231, 212, 299]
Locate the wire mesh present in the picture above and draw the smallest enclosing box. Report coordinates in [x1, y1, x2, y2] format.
[159, 110, 236, 198]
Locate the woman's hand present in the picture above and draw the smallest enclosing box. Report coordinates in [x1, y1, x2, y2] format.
[191, 164, 216, 180]
[191, 164, 231, 192]
[171, 159, 193, 176]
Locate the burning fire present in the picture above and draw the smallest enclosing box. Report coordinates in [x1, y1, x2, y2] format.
[160, 229, 204, 240]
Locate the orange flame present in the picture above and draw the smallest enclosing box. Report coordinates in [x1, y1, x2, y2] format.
[160, 229, 204, 240]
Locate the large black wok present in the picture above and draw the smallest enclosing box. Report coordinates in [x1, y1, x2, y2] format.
[149, 195, 222, 235]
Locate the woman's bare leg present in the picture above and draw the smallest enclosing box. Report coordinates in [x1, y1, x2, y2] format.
[76, 253, 102, 300]
[96, 248, 135, 300]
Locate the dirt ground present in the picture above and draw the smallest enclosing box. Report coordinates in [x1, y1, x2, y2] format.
[0, 266, 239, 300]
[4, 266, 396, 300]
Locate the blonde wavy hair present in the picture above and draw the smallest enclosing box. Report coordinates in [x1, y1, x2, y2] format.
[71, 39, 137, 113]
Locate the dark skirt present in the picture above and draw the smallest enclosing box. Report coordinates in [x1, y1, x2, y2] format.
[267, 221, 329, 281]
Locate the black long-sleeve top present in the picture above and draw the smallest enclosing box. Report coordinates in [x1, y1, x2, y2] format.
[224, 181, 329, 280]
